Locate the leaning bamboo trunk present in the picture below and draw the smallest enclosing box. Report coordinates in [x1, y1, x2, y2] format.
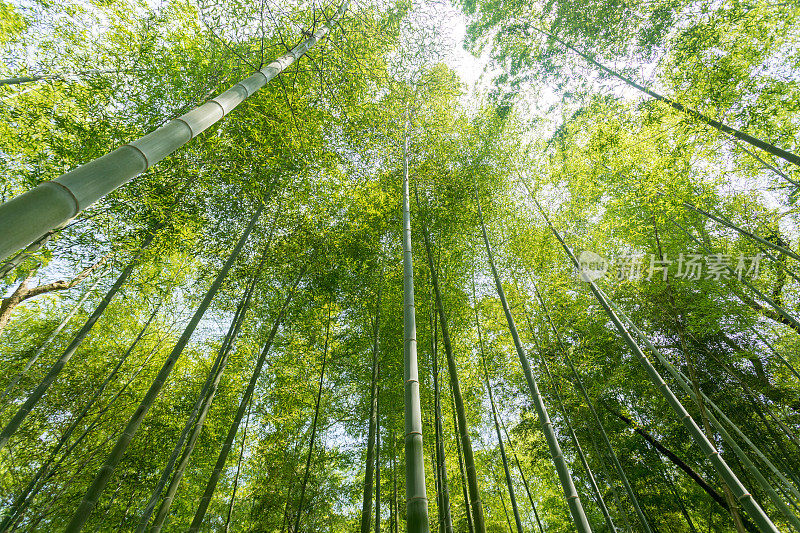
[0, 229, 157, 451]
[450, 395, 475, 533]
[477, 194, 592, 532]
[188, 266, 304, 531]
[0, 0, 350, 262]
[529, 193, 780, 533]
[362, 286, 382, 533]
[136, 257, 263, 533]
[670, 217, 800, 335]
[529, 27, 800, 168]
[64, 207, 261, 532]
[401, 129, 430, 532]
[532, 335, 616, 533]
[0, 69, 117, 87]
[498, 417, 545, 533]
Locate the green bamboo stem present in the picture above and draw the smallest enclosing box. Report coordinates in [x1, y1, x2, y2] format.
[477, 192, 592, 532]
[525, 277, 651, 533]
[0, 0, 350, 262]
[401, 127, 430, 532]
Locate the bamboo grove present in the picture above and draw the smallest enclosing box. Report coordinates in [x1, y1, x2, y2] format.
[1, 0, 799, 530]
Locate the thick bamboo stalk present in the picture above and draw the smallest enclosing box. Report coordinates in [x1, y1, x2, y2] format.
[477, 193, 592, 532]
[64, 207, 261, 532]
[0, 0, 350, 262]
[401, 129, 430, 532]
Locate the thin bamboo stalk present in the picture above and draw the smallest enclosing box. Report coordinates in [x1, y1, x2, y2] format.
[477, 193, 592, 532]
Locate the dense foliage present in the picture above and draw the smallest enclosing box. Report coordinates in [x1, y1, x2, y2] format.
[1, 0, 799, 530]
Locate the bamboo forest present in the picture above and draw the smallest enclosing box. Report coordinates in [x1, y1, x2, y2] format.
[2, 0, 800, 530]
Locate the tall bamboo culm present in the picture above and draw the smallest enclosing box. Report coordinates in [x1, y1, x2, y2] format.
[362, 285, 382, 533]
[0, 0, 350, 262]
[476, 192, 592, 532]
[529, 26, 800, 169]
[401, 129, 430, 532]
